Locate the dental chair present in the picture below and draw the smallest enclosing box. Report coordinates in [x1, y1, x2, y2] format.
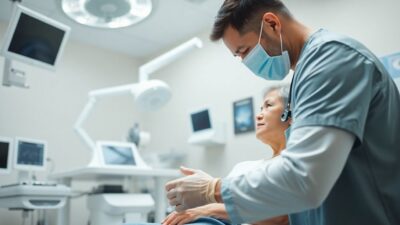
[87, 193, 154, 225]
[124, 216, 231, 225]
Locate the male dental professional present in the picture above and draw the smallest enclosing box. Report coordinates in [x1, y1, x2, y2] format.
[165, 1, 400, 225]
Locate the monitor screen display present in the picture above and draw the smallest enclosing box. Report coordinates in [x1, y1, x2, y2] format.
[17, 141, 45, 166]
[0, 141, 10, 169]
[191, 109, 211, 132]
[102, 145, 136, 166]
[1, 5, 70, 71]
[8, 13, 65, 66]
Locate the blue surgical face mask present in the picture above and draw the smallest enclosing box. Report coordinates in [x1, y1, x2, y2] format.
[242, 21, 290, 80]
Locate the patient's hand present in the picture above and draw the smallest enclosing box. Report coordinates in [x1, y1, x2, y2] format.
[162, 203, 228, 225]
[251, 215, 289, 225]
[162, 208, 203, 225]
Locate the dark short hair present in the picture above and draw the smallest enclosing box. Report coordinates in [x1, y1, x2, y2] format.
[210, 0, 291, 41]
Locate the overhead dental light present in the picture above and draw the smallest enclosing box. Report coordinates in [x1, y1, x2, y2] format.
[61, 0, 152, 28]
[74, 37, 203, 155]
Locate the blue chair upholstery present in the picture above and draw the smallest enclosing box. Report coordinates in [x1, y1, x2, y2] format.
[125, 216, 231, 225]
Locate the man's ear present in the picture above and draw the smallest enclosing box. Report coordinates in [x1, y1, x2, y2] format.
[261, 12, 282, 33]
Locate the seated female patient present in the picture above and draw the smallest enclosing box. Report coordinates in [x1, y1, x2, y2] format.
[162, 84, 291, 225]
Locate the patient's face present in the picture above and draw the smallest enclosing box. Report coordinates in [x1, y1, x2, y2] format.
[256, 89, 289, 145]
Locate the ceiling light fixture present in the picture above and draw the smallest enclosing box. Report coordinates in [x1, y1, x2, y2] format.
[61, 0, 152, 29]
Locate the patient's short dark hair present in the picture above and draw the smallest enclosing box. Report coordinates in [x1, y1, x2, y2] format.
[210, 0, 292, 41]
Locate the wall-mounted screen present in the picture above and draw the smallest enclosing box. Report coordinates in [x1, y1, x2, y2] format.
[381, 52, 400, 92]
[1, 4, 70, 71]
[190, 109, 211, 132]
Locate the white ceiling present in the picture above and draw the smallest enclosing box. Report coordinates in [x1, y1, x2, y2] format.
[0, 0, 223, 59]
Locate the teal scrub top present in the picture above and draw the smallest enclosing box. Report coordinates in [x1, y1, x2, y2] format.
[289, 29, 400, 225]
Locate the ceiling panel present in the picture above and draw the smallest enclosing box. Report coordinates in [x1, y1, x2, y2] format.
[0, 0, 223, 59]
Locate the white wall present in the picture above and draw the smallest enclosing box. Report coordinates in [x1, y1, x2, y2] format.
[285, 0, 400, 56]
[141, 0, 400, 177]
[0, 22, 144, 225]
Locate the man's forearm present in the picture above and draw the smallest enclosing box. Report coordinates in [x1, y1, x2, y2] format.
[220, 127, 355, 223]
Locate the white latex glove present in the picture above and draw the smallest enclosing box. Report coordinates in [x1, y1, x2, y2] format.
[165, 166, 218, 212]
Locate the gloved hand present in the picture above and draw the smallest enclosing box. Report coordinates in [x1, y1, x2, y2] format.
[165, 166, 219, 212]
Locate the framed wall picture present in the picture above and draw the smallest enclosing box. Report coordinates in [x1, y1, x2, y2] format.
[233, 97, 255, 134]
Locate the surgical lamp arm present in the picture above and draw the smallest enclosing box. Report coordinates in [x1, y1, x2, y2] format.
[139, 37, 203, 82]
[75, 37, 202, 153]
[74, 84, 138, 152]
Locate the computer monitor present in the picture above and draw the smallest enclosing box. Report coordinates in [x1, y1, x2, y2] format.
[1, 4, 70, 71]
[0, 137, 13, 174]
[380, 52, 400, 91]
[14, 137, 47, 171]
[97, 141, 149, 168]
[190, 109, 212, 132]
